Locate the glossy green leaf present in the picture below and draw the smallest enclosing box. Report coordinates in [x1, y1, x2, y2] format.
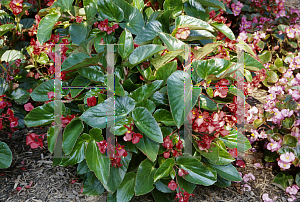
[86, 140, 110, 185]
[77, 159, 90, 175]
[37, 13, 60, 45]
[151, 50, 183, 70]
[61, 53, 91, 71]
[177, 175, 196, 194]
[211, 22, 235, 40]
[209, 163, 242, 182]
[47, 126, 58, 154]
[135, 135, 160, 162]
[158, 32, 186, 51]
[153, 109, 176, 126]
[51, 0, 74, 11]
[193, 43, 219, 60]
[131, 80, 164, 102]
[1, 50, 24, 62]
[135, 159, 156, 195]
[197, 0, 225, 10]
[281, 117, 295, 130]
[98, 0, 124, 22]
[244, 53, 264, 71]
[155, 61, 177, 81]
[8, 88, 30, 104]
[135, 99, 156, 114]
[69, 22, 88, 45]
[273, 172, 293, 190]
[117, 172, 136, 202]
[152, 188, 175, 202]
[259, 50, 272, 64]
[82, 172, 105, 196]
[219, 131, 251, 152]
[0, 141, 12, 169]
[132, 107, 163, 143]
[118, 28, 134, 60]
[154, 158, 175, 182]
[134, 20, 163, 44]
[163, 0, 183, 18]
[129, 44, 166, 65]
[112, 0, 144, 35]
[63, 118, 84, 155]
[78, 65, 106, 83]
[24, 101, 65, 127]
[133, 0, 144, 11]
[175, 15, 214, 32]
[215, 175, 231, 188]
[184, 0, 208, 20]
[282, 134, 298, 147]
[70, 75, 91, 98]
[0, 24, 15, 37]
[176, 153, 216, 185]
[194, 58, 231, 80]
[80, 95, 136, 128]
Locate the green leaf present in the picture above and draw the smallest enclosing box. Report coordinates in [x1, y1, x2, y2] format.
[132, 107, 163, 143]
[219, 131, 251, 152]
[155, 61, 177, 81]
[82, 172, 105, 196]
[118, 28, 134, 60]
[258, 50, 272, 64]
[215, 175, 231, 188]
[60, 134, 88, 166]
[37, 13, 60, 45]
[69, 22, 88, 45]
[194, 59, 231, 80]
[282, 134, 298, 147]
[86, 140, 110, 185]
[175, 15, 214, 32]
[70, 75, 91, 98]
[167, 71, 199, 128]
[153, 109, 176, 126]
[78, 65, 106, 83]
[51, 0, 74, 11]
[152, 188, 175, 202]
[135, 99, 156, 114]
[80, 95, 136, 128]
[183, 30, 215, 41]
[8, 88, 30, 104]
[117, 172, 136, 202]
[135, 135, 159, 162]
[129, 44, 166, 65]
[295, 173, 300, 187]
[61, 52, 91, 71]
[154, 158, 175, 182]
[177, 175, 196, 194]
[107, 76, 125, 97]
[133, 0, 144, 11]
[158, 32, 186, 51]
[176, 153, 216, 185]
[208, 163, 242, 182]
[184, 0, 208, 20]
[110, 117, 133, 136]
[236, 39, 256, 58]
[281, 117, 295, 130]
[24, 102, 65, 127]
[193, 43, 219, 60]
[1, 50, 24, 62]
[151, 50, 183, 70]
[105, 153, 132, 193]
[163, 0, 183, 18]
[131, 80, 164, 102]
[134, 20, 163, 44]
[273, 172, 293, 190]
[0, 78, 8, 96]
[47, 126, 58, 154]
[98, 0, 124, 22]
[197, 0, 225, 10]
[63, 118, 84, 155]
[77, 159, 90, 175]
[199, 93, 217, 111]
[0, 141, 12, 169]
[0, 24, 15, 37]
[199, 143, 219, 163]
[211, 22, 235, 40]
[135, 159, 156, 195]
[112, 0, 144, 35]
[36, 52, 49, 64]
[244, 53, 264, 71]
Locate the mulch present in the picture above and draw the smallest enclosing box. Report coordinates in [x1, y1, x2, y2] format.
[0, 87, 299, 202]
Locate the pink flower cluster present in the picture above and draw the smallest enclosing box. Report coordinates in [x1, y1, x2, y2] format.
[286, 184, 300, 201]
[231, 1, 243, 16]
[275, 0, 286, 18]
[262, 193, 277, 202]
[285, 25, 300, 39]
[278, 152, 295, 169]
[267, 138, 282, 152]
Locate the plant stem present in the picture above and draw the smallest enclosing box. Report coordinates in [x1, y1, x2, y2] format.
[0, 62, 7, 72]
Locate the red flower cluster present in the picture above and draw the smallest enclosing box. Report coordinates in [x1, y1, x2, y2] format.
[95, 19, 119, 34]
[87, 96, 97, 107]
[9, 0, 23, 15]
[123, 124, 143, 144]
[214, 79, 229, 98]
[96, 138, 128, 168]
[61, 115, 76, 127]
[175, 189, 195, 202]
[28, 15, 41, 37]
[26, 133, 45, 149]
[162, 135, 183, 158]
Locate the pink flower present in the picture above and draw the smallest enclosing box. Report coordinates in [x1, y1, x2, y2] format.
[286, 185, 299, 195]
[24, 103, 34, 111]
[280, 152, 295, 163]
[267, 139, 281, 152]
[47, 91, 55, 100]
[288, 89, 300, 100]
[288, 195, 297, 202]
[259, 130, 267, 139]
[241, 184, 251, 191]
[238, 31, 248, 41]
[243, 173, 255, 182]
[254, 163, 263, 169]
[278, 159, 291, 169]
[262, 193, 274, 202]
[286, 27, 296, 38]
[250, 129, 259, 141]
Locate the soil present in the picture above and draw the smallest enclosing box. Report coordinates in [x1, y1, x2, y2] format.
[1, 87, 300, 202]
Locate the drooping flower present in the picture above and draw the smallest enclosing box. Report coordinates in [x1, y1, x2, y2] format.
[243, 173, 255, 182]
[24, 103, 34, 111]
[9, 0, 23, 15]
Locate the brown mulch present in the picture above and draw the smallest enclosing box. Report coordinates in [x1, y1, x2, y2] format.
[0, 87, 299, 202]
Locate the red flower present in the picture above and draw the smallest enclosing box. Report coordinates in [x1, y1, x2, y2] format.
[96, 140, 107, 154]
[0, 97, 6, 109]
[76, 16, 83, 23]
[9, 0, 23, 15]
[24, 103, 34, 111]
[87, 96, 97, 107]
[168, 180, 177, 191]
[236, 159, 245, 168]
[175, 27, 190, 40]
[47, 91, 55, 100]
[132, 133, 142, 144]
[16, 187, 22, 191]
[26, 133, 45, 149]
[9, 116, 19, 128]
[61, 115, 76, 127]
